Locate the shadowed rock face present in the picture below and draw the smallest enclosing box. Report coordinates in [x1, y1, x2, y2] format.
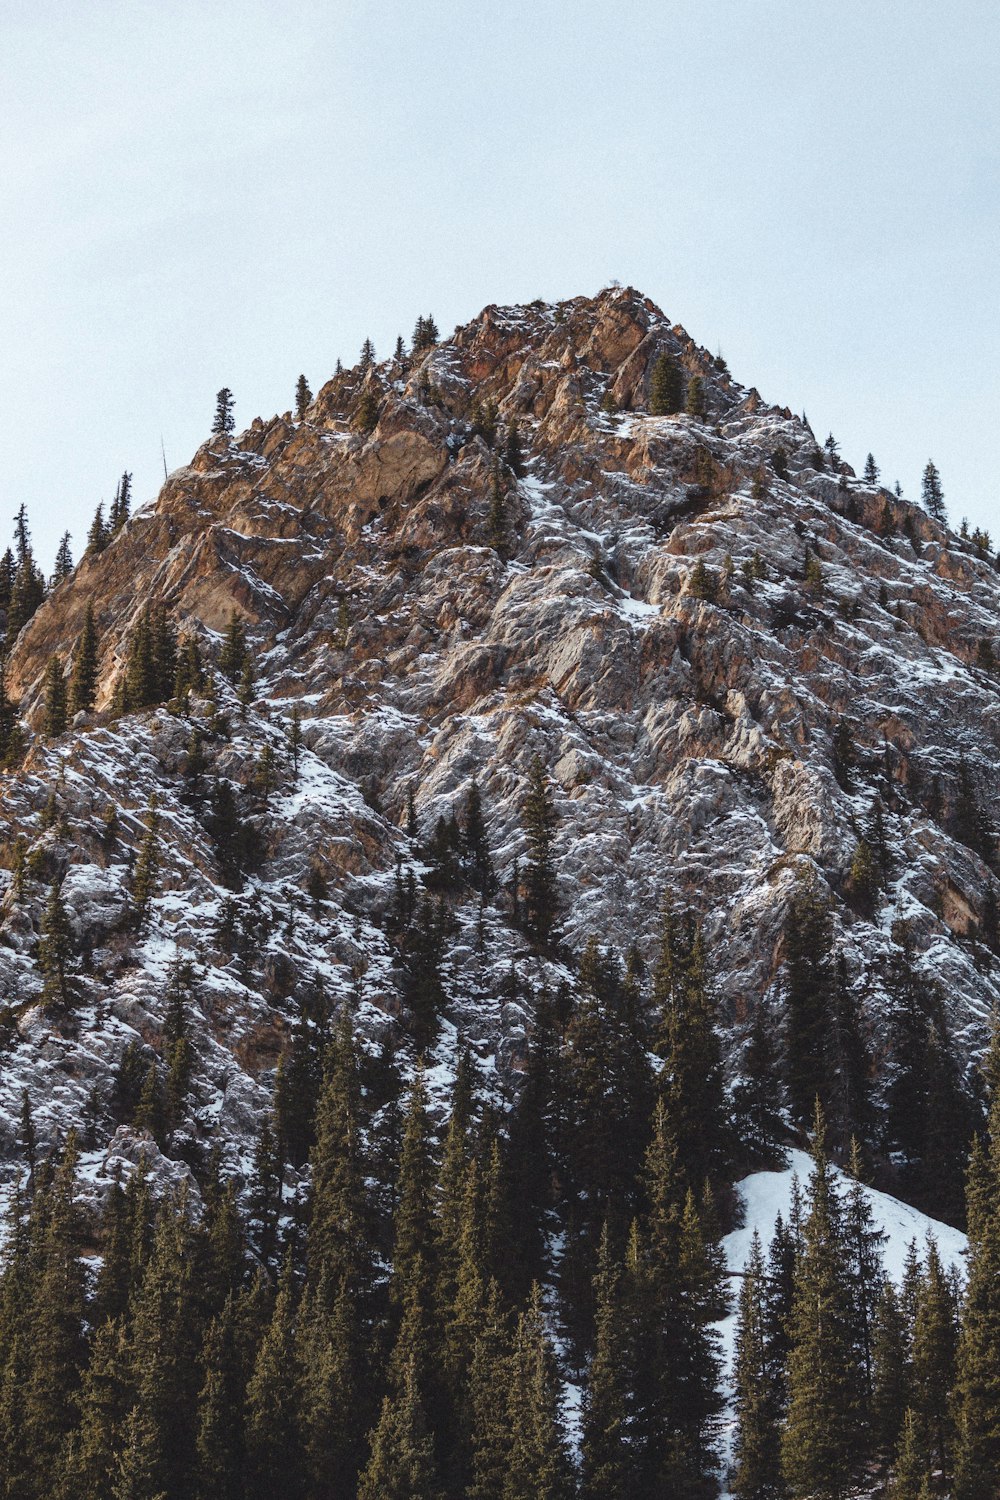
[1, 284, 999, 1200]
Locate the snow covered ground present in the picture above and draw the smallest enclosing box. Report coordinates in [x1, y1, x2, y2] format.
[715, 1149, 968, 1494]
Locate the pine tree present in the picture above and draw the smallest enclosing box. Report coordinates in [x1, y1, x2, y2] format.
[462, 775, 497, 897]
[843, 1139, 887, 1425]
[357, 1353, 444, 1500]
[910, 1237, 958, 1483]
[783, 882, 835, 1126]
[864, 453, 880, 485]
[504, 1284, 574, 1500]
[42, 654, 68, 737]
[38, 876, 73, 1005]
[52, 531, 73, 583]
[685, 374, 706, 418]
[354, 383, 380, 434]
[653, 908, 731, 1191]
[889, 1408, 931, 1499]
[85, 504, 108, 556]
[218, 609, 247, 684]
[649, 352, 684, 416]
[69, 603, 99, 715]
[125, 1195, 202, 1498]
[522, 756, 559, 947]
[781, 1105, 858, 1499]
[921, 460, 946, 523]
[581, 1226, 633, 1498]
[732, 1229, 783, 1499]
[21, 1133, 86, 1481]
[486, 462, 509, 556]
[731, 1002, 788, 1170]
[871, 1280, 910, 1466]
[505, 419, 526, 478]
[244, 1262, 304, 1500]
[295, 375, 312, 420]
[952, 1078, 1000, 1497]
[392, 1067, 437, 1303]
[212, 388, 235, 437]
[195, 1296, 246, 1500]
[131, 793, 160, 928]
[359, 337, 376, 370]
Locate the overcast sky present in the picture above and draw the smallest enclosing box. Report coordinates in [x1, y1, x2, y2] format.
[2, 0, 998, 568]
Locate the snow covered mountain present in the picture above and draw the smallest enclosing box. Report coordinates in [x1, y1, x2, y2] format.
[1, 283, 999, 1214]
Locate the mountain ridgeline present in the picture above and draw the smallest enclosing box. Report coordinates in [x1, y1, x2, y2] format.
[1, 287, 1000, 1496]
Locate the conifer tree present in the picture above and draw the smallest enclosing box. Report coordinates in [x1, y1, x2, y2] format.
[212, 388, 235, 437]
[505, 419, 526, 478]
[685, 374, 706, 418]
[732, 1230, 783, 1499]
[22, 1133, 86, 1481]
[85, 504, 108, 556]
[581, 1226, 633, 1499]
[504, 1284, 574, 1500]
[244, 1262, 304, 1500]
[354, 383, 380, 434]
[871, 1280, 910, 1466]
[218, 609, 247, 683]
[42, 653, 68, 737]
[783, 882, 835, 1126]
[864, 453, 880, 485]
[486, 462, 510, 556]
[653, 907, 731, 1190]
[359, 337, 376, 370]
[910, 1237, 958, 1483]
[392, 1066, 437, 1303]
[69, 603, 99, 715]
[781, 1106, 858, 1499]
[39, 876, 73, 1005]
[357, 1353, 444, 1500]
[126, 1194, 203, 1497]
[843, 1139, 887, 1421]
[131, 793, 160, 928]
[952, 1069, 1000, 1497]
[52, 531, 73, 583]
[731, 1002, 788, 1170]
[522, 756, 559, 947]
[921, 460, 946, 523]
[649, 352, 684, 415]
[295, 375, 312, 420]
[889, 1408, 931, 1499]
[195, 1296, 246, 1500]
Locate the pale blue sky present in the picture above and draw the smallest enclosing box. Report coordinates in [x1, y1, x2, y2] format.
[2, 0, 998, 568]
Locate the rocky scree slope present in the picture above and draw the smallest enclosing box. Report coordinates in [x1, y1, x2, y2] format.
[2, 284, 999, 1216]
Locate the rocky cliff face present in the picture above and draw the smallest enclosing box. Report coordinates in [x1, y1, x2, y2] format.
[2, 284, 998, 1210]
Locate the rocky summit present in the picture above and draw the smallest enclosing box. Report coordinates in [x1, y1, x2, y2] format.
[1, 283, 999, 1208]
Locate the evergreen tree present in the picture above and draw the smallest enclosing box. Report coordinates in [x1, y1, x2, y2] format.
[521, 756, 559, 947]
[504, 1284, 574, 1500]
[69, 603, 99, 715]
[732, 1230, 783, 1499]
[910, 1237, 958, 1483]
[392, 1067, 437, 1303]
[212, 388, 235, 437]
[195, 1295, 246, 1500]
[131, 793, 160, 928]
[505, 419, 526, 478]
[871, 1280, 910, 1466]
[864, 453, 880, 485]
[39, 876, 73, 1005]
[581, 1226, 633, 1499]
[218, 609, 247, 684]
[783, 882, 834, 1126]
[653, 907, 731, 1190]
[842, 1140, 887, 1423]
[244, 1263, 304, 1500]
[357, 1353, 444, 1500]
[781, 1106, 858, 1499]
[649, 352, 684, 415]
[921, 460, 946, 523]
[731, 1003, 788, 1170]
[685, 374, 706, 418]
[85, 504, 108, 556]
[295, 375, 312, 420]
[952, 1078, 1000, 1496]
[52, 531, 73, 583]
[42, 654, 68, 737]
[359, 337, 376, 370]
[354, 383, 380, 434]
[288, 704, 303, 783]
